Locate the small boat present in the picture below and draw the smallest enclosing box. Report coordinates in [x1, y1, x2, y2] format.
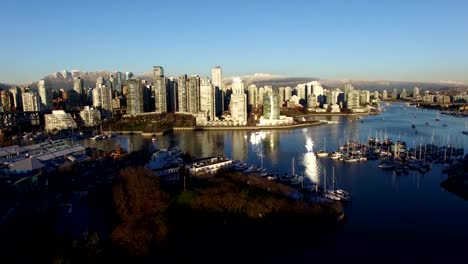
[378, 160, 395, 170]
[316, 150, 329, 157]
[330, 152, 343, 160]
[91, 135, 102, 141]
[411, 124, 416, 129]
[343, 156, 359, 163]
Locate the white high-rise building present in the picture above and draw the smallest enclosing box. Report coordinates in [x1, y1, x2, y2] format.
[382, 90, 388, 100]
[80, 106, 101, 127]
[413, 86, 420, 99]
[199, 77, 215, 121]
[92, 85, 113, 117]
[360, 90, 370, 105]
[211, 66, 223, 91]
[347, 90, 361, 110]
[22, 92, 40, 112]
[296, 84, 306, 100]
[38, 79, 53, 110]
[257, 86, 265, 106]
[229, 77, 247, 125]
[9, 86, 22, 111]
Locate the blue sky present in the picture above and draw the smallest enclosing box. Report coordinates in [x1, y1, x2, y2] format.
[1, 0, 468, 84]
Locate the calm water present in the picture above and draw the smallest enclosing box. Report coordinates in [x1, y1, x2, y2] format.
[79, 103, 468, 261]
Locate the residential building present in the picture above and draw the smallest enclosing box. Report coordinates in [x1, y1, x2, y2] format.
[0, 91, 13, 111]
[9, 86, 22, 111]
[188, 75, 200, 113]
[177, 75, 188, 112]
[154, 66, 167, 114]
[44, 110, 77, 132]
[126, 78, 144, 115]
[22, 92, 40, 111]
[38, 79, 53, 110]
[79, 106, 101, 127]
[229, 77, 247, 125]
[199, 77, 215, 121]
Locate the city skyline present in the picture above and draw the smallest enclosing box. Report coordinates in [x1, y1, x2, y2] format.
[2, 0, 468, 84]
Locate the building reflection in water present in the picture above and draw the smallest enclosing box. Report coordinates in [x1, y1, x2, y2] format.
[232, 131, 248, 161]
[302, 133, 322, 184]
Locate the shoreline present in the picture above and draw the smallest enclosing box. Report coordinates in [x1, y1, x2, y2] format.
[105, 121, 325, 136]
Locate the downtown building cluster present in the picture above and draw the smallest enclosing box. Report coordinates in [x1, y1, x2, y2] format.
[2, 66, 468, 131]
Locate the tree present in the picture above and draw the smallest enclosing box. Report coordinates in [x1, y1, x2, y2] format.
[111, 167, 169, 257]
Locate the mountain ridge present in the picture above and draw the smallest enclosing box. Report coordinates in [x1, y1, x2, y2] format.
[3, 70, 466, 92]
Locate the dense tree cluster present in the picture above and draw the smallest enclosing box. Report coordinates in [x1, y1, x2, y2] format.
[190, 172, 333, 219]
[111, 167, 169, 257]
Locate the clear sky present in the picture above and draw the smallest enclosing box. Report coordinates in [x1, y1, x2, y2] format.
[1, 0, 468, 84]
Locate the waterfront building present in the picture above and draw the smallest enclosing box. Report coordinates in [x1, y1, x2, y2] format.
[188, 75, 200, 113]
[126, 78, 144, 115]
[199, 77, 216, 121]
[391, 89, 398, 100]
[229, 77, 247, 125]
[343, 82, 354, 108]
[307, 94, 318, 109]
[435, 95, 451, 104]
[413, 86, 420, 99]
[79, 106, 101, 127]
[400, 89, 407, 99]
[360, 90, 370, 105]
[154, 66, 167, 114]
[382, 90, 388, 100]
[372, 91, 379, 99]
[38, 79, 53, 110]
[44, 110, 77, 132]
[186, 155, 232, 177]
[423, 95, 435, 103]
[262, 90, 280, 120]
[22, 92, 40, 112]
[146, 148, 183, 183]
[346, 90, 361, 110]
[177, 75, 188, 112]
[0, 90, 13, 111]
[453, 94, 468, 103]
[9, 86, 22, 111]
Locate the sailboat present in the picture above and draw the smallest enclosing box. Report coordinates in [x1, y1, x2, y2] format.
[329, 167, 351, 202]
[323, 168, 341, 201]
[316, 137, 329, 157]
[435, 111, 440, 122]
[288, 156, 304, 185]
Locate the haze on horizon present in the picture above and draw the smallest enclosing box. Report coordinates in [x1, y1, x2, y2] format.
[1, 0, 468, 84]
